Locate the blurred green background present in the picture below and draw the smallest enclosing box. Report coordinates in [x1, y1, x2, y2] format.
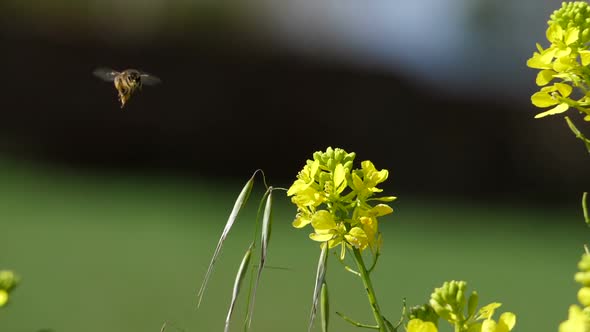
[0, 157, 586, 332]
[1, 0, 589, 331]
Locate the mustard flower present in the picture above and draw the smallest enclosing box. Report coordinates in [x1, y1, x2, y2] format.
[288, 147, 395, 258]
[407, 319, 438, 332]
[559, 305, 590, 332]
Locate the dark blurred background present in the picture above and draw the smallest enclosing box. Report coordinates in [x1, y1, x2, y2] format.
[0, 0, 587, 202]
[1, 0, 589, 331]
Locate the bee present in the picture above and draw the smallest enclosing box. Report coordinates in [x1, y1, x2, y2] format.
[93, 68, 161, 108]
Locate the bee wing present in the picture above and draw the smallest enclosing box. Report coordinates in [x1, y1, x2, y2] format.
[93, 67, 120, 82]
[140, 73, 162, 86]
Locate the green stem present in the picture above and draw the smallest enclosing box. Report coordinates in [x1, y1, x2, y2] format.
[336, 312, 379, 329]
[352, 248, 387, 332]
[583, 192, 589, 225]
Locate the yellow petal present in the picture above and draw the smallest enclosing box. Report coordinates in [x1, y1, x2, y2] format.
[352, 173, 364, 191]
[565, 28, 580, 45]
[482, 319, 497, 332]
[407, 319, 437, 332]
[310, 159, 320, 178]
[345, 227, 368, 249]
[292, 215, 312, 228]
[370, 204, 393, 216]
[287, 179, 309, 196]
[498, 312, 516, 331]
[477, 303, 502, 320]
[536, 69, 556, 86]
[333, 163, 346, 193]
[534, 103, 569, 118]
[559, 305, 590, 332]
[531, 91, 558, 108]
[555, 83, 573, 97]
[580, 50, 590, 66]
[311, 210, 337, 231]
[547, 24, 564, 43]
[0, 290, 7, 307]
[310, 233, 336, 242]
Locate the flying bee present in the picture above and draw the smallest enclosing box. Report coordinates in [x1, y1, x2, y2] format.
[93, 68, 161, 108]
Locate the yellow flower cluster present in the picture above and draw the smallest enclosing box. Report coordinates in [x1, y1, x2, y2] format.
[287, 147, 395, 257]
[409, 281, 516, 332]
[559, 253, 590, 332]
[527, 1, 590, 120]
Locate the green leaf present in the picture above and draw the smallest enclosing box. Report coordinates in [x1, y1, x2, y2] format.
[246, 190, 273, 329]
[308, 244, 329, 332]
[321, 282, 329, 332]
[197, 174, 255, 308]
[224, 244, 253, 332]
[534, 103, 569, 118]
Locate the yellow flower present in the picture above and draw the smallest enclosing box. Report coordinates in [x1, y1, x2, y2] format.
[309, 210, 340, 242]
[407, 319, 437, 332]
[476, 303, 502, 320]
[559, 305, 590, 332]
[351, 161, 389, 197]
[0, 289, 8, 307]
[287, 160, 320, 197]
[292, 207, 314, 228]
[356, 204, 393, 249]
[481, 312, 516, 332]
[344, 227, 369, 250]
[308, 210, 371, 256]
[290, 186, 325, 208]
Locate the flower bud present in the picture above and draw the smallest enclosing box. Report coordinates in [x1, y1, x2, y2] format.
[578, 254, 590, 271]
[429, 299, 451, 321]
[575, 271, 590, 286]
[579, 287, 590, 306]
[319, 172, 331, 184]
[549, 1, 590, 43]
[343, 161, 353, 172]
[447, 281, 459, 305]
[313, 151, 322, 162]
[334, 148, 345, 163]
[0, 271, 19, 292]
[326, 158, 335, 171]
[409, 304, 439, 325]
[431, 289, 444, 305]
[467, 291, 479, 319]
[456, 288, 465, 310]
[346, 152, 356, 163]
